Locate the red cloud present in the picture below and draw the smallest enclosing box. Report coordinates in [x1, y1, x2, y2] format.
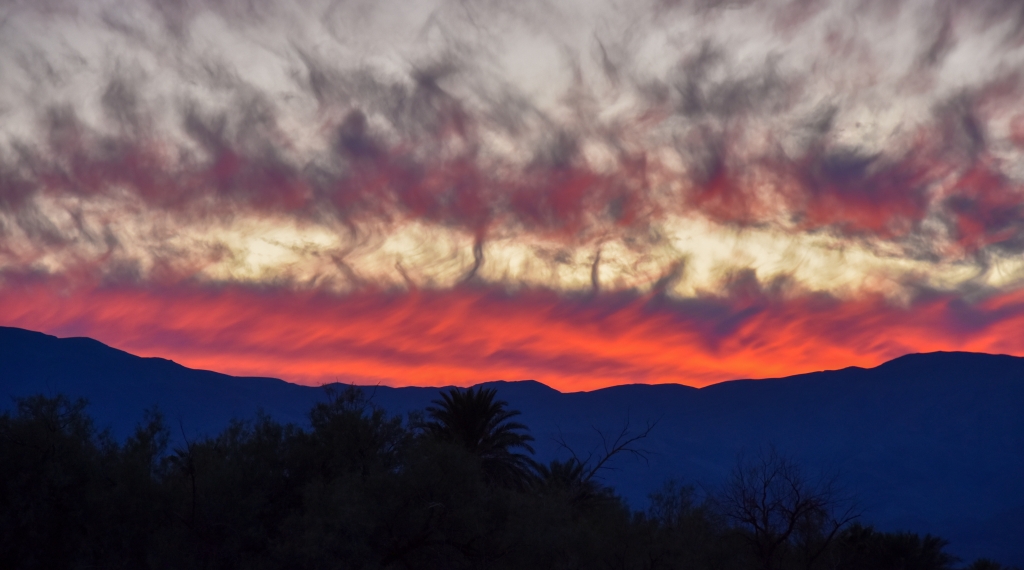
[3, 277, 1024, 391]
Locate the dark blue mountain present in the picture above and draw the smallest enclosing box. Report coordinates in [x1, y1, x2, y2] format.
[2, 325, 1022, 565]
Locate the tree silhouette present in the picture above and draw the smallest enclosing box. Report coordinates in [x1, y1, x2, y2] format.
[834, 523, 961, 570]
[535, 458, 604, 503]
[418, 386, 536, 489]
[545, 417, 658, 507]
[717, 446, 858, 570]
[0, 393, 1006, 569]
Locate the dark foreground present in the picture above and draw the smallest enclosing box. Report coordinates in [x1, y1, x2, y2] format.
[0, 387, 1016, 570]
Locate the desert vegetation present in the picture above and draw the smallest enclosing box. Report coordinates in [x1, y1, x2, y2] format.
[0, 387, 1015, 570]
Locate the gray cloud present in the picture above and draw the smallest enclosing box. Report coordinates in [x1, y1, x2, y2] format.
[0, 0, 1022, 297]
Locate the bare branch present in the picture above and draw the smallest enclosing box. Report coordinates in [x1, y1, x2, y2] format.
[551, 415, 660, 485]
[717, 445, 861, 570]
[582, 417, 659, 483]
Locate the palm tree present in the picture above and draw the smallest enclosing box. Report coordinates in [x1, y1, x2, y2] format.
[419, 386, 536, 489]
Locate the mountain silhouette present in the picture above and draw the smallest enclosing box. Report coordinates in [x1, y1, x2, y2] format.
[1, 325, 1022, 565]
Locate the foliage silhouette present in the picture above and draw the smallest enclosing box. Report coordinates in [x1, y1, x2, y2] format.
[832, 523, 966, 570]
[0, 391, 1013, 570]
[418, 386, 537, 489]
[717, 445, 859, 570]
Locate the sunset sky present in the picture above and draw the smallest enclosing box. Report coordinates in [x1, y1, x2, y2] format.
[2, 0, 1024, 390]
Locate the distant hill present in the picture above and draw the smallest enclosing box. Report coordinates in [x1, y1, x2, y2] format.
[2, 325, 1023, 565]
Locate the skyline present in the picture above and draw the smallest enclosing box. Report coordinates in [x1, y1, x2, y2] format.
[3, 0, 1024, 389]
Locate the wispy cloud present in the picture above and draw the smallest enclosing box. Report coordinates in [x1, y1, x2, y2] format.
[2, 0, 1024, 387]
[4, 274, 1024, 389]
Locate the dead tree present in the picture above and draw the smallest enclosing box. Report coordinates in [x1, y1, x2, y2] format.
[546, 416, 659, 504]
[717, 446, 859, 570]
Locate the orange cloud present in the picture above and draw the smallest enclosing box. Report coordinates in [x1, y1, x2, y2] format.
[3, 278, 1024, 391]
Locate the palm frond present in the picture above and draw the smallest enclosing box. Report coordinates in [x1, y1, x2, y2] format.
[418, 386, 537, 488]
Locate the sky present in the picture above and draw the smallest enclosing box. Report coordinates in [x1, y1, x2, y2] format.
[2, 0, 1024, 391]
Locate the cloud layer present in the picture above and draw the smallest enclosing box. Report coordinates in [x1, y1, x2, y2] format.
[2, 0, 1024, 388]
[4, 276, 1024, 389]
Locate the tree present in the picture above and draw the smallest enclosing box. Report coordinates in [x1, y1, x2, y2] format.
[717, 446, 858, 570]
[306, 385, 407, 480]
[964, 560, 1020, 570]
[547, 417, 658, 507]
[642, 480, 735, 570]
[0, 395, 169, 568]
[418, 386, 537, 489]
[833, 523, 959, 570]
[534, 458, 609, 506]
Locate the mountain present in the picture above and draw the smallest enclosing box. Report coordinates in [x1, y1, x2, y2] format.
[2, 325, 1023, 565]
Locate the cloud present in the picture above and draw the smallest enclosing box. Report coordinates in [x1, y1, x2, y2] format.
[3, 0, 1024, 385]
[3, 273, 1024, 390]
